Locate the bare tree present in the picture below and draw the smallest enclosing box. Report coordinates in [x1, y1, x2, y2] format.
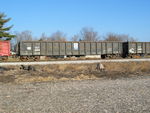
[39, 33, 48, 41]
[71, 34, 80, 41]
[49, 31, 67, 41]
[104, 33, 137, 42]
[11, 31, 33, 52]
[104, 33, 123, 41]
[10, 38, 17, 51]
[80, 27, 100, 41]
[15, 30, 33, 43]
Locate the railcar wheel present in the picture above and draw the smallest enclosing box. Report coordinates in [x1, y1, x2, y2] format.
[34, 56, 40, 61]
[101, 55, 106, 59]
[20, 56, 29, 61]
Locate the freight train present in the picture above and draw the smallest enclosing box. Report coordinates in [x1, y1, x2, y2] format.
[0, 40, 150, 61]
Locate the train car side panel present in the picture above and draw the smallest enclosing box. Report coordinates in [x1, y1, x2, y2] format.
[142, 43, 146, 53]
[129, 42, 137, 54]
[79, 42, 85, 55]
[20, 42, 33, 56]
[106, 42, 113, 54]
[47, 42, 53, 55]
[85, 42, 91, 55]
[91, 42, 96, 55]
[119, 42, 123, 54]
[97, 42, 101, 54]
[113, 42, 119, 54]
[146, 42, 150, 54]
[0, 41, 11, 56]
[33, 43, 41, 55]
[102, 42, 106, 54]
[66, 42, 72, 55]
[60, 42, 66, 55]
[137, 42, 142, 53]
[53, 42, 59, 55]
[41, 42, 46, 55]
[72, 42, 79, 55]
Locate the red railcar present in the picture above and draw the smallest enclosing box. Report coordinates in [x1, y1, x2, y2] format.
[0, 41, 11, 57]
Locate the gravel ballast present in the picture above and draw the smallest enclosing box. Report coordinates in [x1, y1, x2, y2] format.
[1, 58, 150, 66]
[0, 76, 150, 113]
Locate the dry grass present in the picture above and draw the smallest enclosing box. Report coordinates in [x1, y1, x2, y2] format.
[0, 62, 150, 83]
[15, 76, 56, 83]
[104, 62, 150, 73]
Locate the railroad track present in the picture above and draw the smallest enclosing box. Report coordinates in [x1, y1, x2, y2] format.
[0, 58, 150, 66]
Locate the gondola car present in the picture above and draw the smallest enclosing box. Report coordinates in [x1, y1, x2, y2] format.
[17, 41, 123, 60]
[123, 42, 150, 58]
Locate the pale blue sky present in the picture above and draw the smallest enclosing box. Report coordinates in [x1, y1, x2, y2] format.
[0, 0, 150, 41]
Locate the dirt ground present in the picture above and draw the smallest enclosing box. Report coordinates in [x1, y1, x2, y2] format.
[1, 62, 150, 113]
[1, 76, 150, 113]
[0, 62, 150, 84]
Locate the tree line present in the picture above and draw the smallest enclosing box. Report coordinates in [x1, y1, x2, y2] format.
[13, 28, 137, 42]
[0, 12, 137, 50]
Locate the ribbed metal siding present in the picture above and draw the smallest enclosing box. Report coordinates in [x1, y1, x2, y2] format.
[20, 42, 32, 55]
[66, 42, 72, 55]
[91, 42, 96, 55]
[102, 42, 106, 54]
[128, 42, 147, 54]
[47, 42, 52, 55]
[19, 41, 123, 56]
[33, 43, 40, 55]
[85, 42, 91, 55]
[97, 42, 101, 54]
[79, 42, 85, 55]
[146, 42, 150, 54]
[60, 43, 66, 55]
